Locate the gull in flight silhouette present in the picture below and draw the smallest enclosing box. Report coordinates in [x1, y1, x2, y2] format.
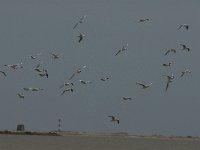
[115, 43, 128, 56]
[138, 18, 150, 22]
[29, 52, 42, 59]
[178, 24, 189, 30]
[180, 44, 190, 52]
[163, 74, 175, 91]
[73, 15, 87, 30]
[61, 88, 74, 95]
[123, 97, 132, 100]
[162, 62, 172, 67]
[108, 116, 119, 124]
[69, 65, 86, 80]
[59, 82, 74, 90]
[180, 69, 191, 78]
[100, 77, 110, 81]
[51, 53, 62, 59]
[4, 62, 23, 69]
[79, 80, 91, 84]
[165, 79, 173, 91]
[38, 69, 48, 78]
[165, 49, 176, 56]
[136, 82, 153, 89]
[33, 62, 44, 73]
[77, 29, 85, 43]
[23, 87, 43, 92]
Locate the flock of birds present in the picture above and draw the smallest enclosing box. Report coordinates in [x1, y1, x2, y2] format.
[0, 15, 192, 126]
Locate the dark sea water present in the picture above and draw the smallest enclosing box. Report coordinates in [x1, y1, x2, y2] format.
[0, 134, 200, 150]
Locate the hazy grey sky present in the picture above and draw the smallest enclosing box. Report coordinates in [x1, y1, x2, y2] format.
[0, 0, 200, 136]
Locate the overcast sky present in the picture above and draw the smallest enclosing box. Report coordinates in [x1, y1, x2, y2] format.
[0, 0, 200, 136]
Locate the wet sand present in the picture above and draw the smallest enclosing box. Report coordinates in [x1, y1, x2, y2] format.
[0, 131, 200, 150]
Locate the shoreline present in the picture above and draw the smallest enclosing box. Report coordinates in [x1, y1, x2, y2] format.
[0, 130, 199, 140]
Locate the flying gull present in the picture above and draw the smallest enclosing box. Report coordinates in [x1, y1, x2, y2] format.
[108, 116, 119, 124]
[123, 97, 132, 100]
[69, 65, 86, 80]
[59, 82, 74, 90]
[115, 43, 128, 56]
[79, 80, 91, 84]
[73, 15, 87, 30]
[4, 62, 23, 69]
[100, 77, 109, 81]
[51, 53, 62, 59]
[178, 24, 189, 30]
[138, 18, 150, 22]
[61, 88, 74, 95]
[180, 44, 190, 51]
[165, 49, 176, 56]
[162, 62, 172, 67]
[136, 82, 153, 89]
[180, 69, 191, 78]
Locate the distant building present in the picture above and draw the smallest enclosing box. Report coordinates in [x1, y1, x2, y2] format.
[16, 124, 25, 131]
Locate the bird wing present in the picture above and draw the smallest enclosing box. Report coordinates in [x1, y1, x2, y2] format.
[69, 73, 76, 80]
[0, 70, 6, 76]
[136, 82, 145, 87]
[108, 116, 115, 120]
[179, 72, 185, 78]
[78, 35, 83, 43]
[61, 90, 66, 95]
[73, 22, 79, 30]
[180, 44, 186, 49]
[59, 84, 65, 90]
[165, 50, 170, 56]
[171, 49, 176, 53]
[165, 81, 170, 91]
[177, 25, 183, 30]
[115, 50, 121, 56]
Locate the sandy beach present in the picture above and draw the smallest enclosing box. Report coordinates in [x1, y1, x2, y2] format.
[0, 131, 200, 150]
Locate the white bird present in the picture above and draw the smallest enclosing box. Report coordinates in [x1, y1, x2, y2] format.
[180, 69, 191, 78]
[0, 70, 6, 76]
[61, 88, 74, 95]
[79, 80, 91, 84]
[108, 116, 119, 124]
[162, 62, 171, 67]
[136, 82, 153, 89]
[4, 62, 23, 69]
[73, 15, 87, 30]
[180, 44, 190, 51]
[17, 93, 25, 99]
[123, 97, 132, 100]
[69, 65, 86, 80]
[178, 24, 189, 30]
[115, 43, 128, 56]
[165, 49, 176, 56]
